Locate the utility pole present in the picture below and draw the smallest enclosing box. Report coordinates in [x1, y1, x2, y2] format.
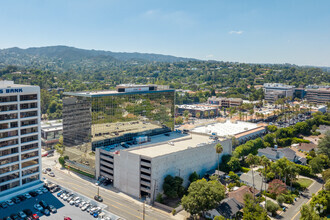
[97, 186, 100, 197]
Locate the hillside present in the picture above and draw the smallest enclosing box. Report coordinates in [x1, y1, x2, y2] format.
[0, 45, 197, 72]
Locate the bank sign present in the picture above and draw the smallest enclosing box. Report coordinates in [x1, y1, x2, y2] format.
[0, 88, 23, 94]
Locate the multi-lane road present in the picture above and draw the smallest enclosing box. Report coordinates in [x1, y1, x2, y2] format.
[42, 157, 173, 220]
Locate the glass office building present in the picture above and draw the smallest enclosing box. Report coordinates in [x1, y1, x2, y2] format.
[62, 85, 175, 175]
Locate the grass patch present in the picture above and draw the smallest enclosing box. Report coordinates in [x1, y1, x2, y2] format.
[296, 178, 313, 189]
[65, 165, 95, 179]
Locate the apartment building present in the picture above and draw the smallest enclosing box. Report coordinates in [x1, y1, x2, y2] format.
[0, 81, 43, 200]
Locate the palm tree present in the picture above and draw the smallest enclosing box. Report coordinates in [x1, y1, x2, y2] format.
[246, 154, 260, 199]
[215, 143, 223, 177]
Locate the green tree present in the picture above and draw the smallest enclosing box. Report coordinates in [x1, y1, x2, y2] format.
[181, 179, 225, 216]
[309, 156, 324, 174]
[189, 171, 199, 183]
[266, 200, 279, 216]
[318, 130, 330, 158]
[163, 175, 184, 199]
[58, 156, 66, 168]
[276, 194, 285, 206]
[300, 204, 325, 220]
[243, 194, 268, 220]
[228, 157, 241, 172]
[214, 216, 226, 220]
[175, 116, 183, 125]
[215, 143, 223, 176]
[228, 171, 240, 181]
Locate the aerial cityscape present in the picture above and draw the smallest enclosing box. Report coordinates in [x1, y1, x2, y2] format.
[0, 1, 330, 220]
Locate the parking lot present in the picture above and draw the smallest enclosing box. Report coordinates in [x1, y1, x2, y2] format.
[0, 188, 111, 220]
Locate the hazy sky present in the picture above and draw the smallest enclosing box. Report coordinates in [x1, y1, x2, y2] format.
[0, 0, 329, 66]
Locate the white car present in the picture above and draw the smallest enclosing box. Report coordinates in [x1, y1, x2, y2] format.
[69, 199, 76, 205]
[24, 193, 32, 199]
[48, 172, 55, 177]
[81, 203, 90, 211]
[63, 194, 70, 201]
[42, 168, 47, 174]
[34, 204, 43, 211]
[18, 211, 27, 218]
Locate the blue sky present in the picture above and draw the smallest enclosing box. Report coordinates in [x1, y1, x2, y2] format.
[0, 0, 329, 66]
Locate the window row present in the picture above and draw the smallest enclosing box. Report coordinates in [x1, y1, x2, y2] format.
[0, 164, 19, 174]
[0, 147, 18, 157]
[0, 122, 18, 130]
[0, 104, 17, 111]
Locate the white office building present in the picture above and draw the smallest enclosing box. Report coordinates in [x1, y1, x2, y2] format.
[263, 83, 295, 103]
[0, 81, 43, 201]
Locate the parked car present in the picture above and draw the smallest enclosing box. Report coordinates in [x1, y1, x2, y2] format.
[1, 202, 8, 208]
[17, 195, 27, 201]
[42, 168, 47, 174]
[42, 187, 48, 193]
[48, 172, 55, 177]
[11, 197, 21, 204]
[6, 200, 14, 206]
[32, 213, 39, 219]
[46, 168, 51, 172]
[42, 208, 50, 216]
[10, 213, 19, 220]
[81, 203, 90, 211]
[64, 217, 72, 220]
[34, 204, 43, 211]
[75, 199, 82, 207]
[23, 209, 33, 216]
[18, 211, 27, 218]
[79, 201, 86, 208]
[49, 205, 57, 213]
[29, 191, 38, 197]
[36, 190, 43, 195]
[39, 200, 49, 210]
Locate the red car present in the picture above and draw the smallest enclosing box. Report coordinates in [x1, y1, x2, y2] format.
[64, 217, 72, 220]
[32, 214, 39, 219]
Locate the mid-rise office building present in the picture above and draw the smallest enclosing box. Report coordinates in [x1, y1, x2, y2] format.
[306, 88, 330, 104]
[208, 97, 243, 108]
[176, 104, 218, 118]
[0, 81, 43, 200]
[41, 120, 63, 149]
[263, 83, 295, 103]
[62, 84, 175, 175]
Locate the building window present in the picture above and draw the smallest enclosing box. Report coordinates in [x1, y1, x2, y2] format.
[20, 102, 38, 109]
[21, 151, 39, 160]
[20, 111, 38, 118]
[0, 180, 19, 192]
[21, 119, 38, 127]
[21, 143, 39, 152]
[21, 127, 38, 135]
[20, 94, 37, 101]
[0, 113, 18, 121]
[21, 135, 38, 143]
[0, 147, 18, 157]
[0, 156, 19, 166]
[21, 159, 39, 168]
[0, 104, 18, 111]
[0, 139, 18, 149]
[0, 172, 19, 183]
[22, 174, 39, 185]
[0, 164, 19, 175]
[22, 167, 39, 176]
[0, 130, 18, 139]
[0, 96, 17, 103]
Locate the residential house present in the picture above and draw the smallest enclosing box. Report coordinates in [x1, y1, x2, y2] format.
[257, 147, 307, 165]
[240, 170, 268, 191]
[205, 198, 243, 219]
[228, 185, 260, 205]
[294, 142, 318, 153]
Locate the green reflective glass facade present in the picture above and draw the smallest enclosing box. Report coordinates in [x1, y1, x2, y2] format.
[62, 89, 175, 174]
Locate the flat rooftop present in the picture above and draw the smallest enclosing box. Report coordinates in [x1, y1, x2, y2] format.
[177, 104, 217, 111]
[127, 132, 216, 158]
[191, 120, 260, 137]
[0, 80, 37, 88]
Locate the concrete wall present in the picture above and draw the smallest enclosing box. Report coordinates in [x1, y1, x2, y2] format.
[114, 150, 141, 198]
[150, 138, 232, 201]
